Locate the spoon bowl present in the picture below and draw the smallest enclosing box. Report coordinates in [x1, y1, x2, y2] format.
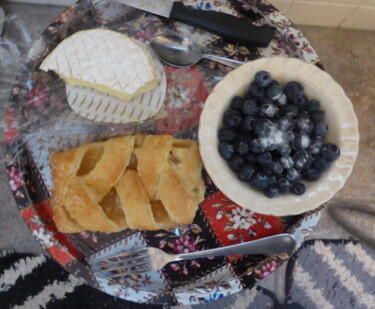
[151, 35, 201, 67]
[150, 35, 243, 68]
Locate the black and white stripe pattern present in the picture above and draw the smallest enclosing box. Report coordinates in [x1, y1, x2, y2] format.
[0, 251, 150, 309]
[0, 254, 47, 293]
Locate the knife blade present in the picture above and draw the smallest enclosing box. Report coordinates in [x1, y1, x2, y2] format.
[118, 0, 274, 47]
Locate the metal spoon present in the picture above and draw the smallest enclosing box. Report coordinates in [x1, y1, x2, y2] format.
[150, 35, 244, 69]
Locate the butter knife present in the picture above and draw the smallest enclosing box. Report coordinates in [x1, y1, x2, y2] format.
[117, 0, 274, 47]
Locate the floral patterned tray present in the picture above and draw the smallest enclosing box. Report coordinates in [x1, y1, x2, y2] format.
[5, 0, 324, 305]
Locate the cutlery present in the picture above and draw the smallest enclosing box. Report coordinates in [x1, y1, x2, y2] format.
[117, 0, 274, 47]
[150, 35, 244, 68]
[90, 233, 297, 277]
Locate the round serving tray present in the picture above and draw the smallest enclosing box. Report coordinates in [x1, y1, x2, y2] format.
[5, 0, 325, 305]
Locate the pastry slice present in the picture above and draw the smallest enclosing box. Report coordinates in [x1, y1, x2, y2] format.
[82, 135, 134, 199]
[50, 135, 133, 232]
[169, 139, 206, 203]
[50, 144, 93, 233]
[135, 134, 174, 200]
[52, 201, 84, 233]
[116, 170, 178, 230]
[156, 165, 199, 224]
[64, 178, 126, 232]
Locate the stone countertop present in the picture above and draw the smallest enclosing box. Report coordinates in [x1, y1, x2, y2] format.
[0, 2, 374, 308]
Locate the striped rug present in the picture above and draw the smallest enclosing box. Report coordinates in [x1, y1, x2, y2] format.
[0, 251, 150, 309]
[1, 240, 374, 308]
[286, 240, 375, 309]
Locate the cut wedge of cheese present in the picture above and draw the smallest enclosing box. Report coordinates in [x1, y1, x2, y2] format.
[40, 29, 161, 102]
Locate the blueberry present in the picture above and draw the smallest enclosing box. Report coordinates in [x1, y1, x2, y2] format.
[253, 119, 276, 138]
[313, 122, 328, 138]
[267, 143, 279, 152]
[250, 172, 274, 190]
[241, 116, 255, 132]
[257, 151, 272, 166]
[230, 96, 244, 110]
[277, 116, 293, 132]
[287, 130, 296, 141]
[246, 152, 257, 164]
[309, 137, 323, 155]
[250, 138, 268, 153]
[255, 71, 272, 87]
[321, 143, 340, 162]
[303, 168, 321, 181]
[266, 80, 283, 100]
[228, 155, 246, 172]
[258, 98, 274, 106]
[281, 104, 299, 117]
[295, 116, 314, 134]
[268, 143, 279, 152]
[292, 134, 311, 151]
[293, 151, 312, 170]
[231, 136, 242, 148]
[262, 166, 275, 177]
[237, 163, 256, 182]
[248, 81, 265, 99]
[284, 81, 304, 102]
[269, 79, 280, 87]
[281, 156, 294, 169]
[265, 184, 280, 198]
[259, 103, 280, 118]
[313, 155, 330, 172]
[286, 168, 302, 183]
[218, 142, 235, 160]
[235, 141, 250, 155]
[295, 95, 308, 109]
[218, 127, 236, 142]
[276, 93, 287, 106]
[242, 133, 255, 145]
[291, 182, 306, 195]
[277, 144, 292, 157]
[272, 161, 284, 176]
[311, 110, 325, 123]
[277, 178, 291, 194]
[298, 110, 311, 119]
[306, 100, 321, 113]
[241, 99, 258, 116]
[223, 110, 242, 127]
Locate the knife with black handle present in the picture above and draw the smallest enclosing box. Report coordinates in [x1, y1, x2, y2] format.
[170, 2, 274, 47]
[120, 0, 275, 47]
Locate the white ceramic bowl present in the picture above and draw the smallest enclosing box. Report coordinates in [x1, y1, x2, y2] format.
[198, 57, 359, 216]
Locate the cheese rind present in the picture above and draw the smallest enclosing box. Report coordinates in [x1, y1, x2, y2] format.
[40, 29, 160, 102]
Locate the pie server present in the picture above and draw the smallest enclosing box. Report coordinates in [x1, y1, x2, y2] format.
[117, 0, 274, 47]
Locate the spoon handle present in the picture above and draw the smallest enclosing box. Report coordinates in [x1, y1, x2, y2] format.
[202, 54, 243, 68]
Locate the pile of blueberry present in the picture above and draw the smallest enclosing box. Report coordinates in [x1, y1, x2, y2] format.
[218, 70, 340, 198]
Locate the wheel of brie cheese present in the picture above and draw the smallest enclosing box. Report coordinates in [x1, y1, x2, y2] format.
[40, 28, 161, 103]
